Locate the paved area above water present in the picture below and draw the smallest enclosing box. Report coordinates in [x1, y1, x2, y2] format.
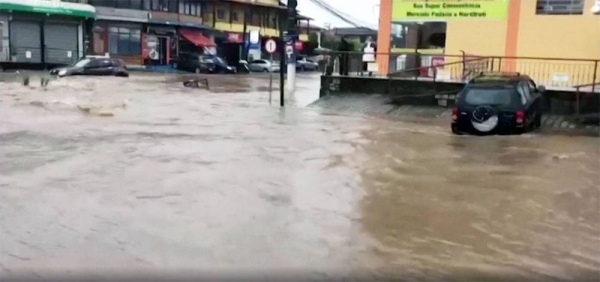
[1, 73, 599, 280]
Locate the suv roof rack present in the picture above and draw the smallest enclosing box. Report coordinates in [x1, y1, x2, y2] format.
[471, 71, 523, 83]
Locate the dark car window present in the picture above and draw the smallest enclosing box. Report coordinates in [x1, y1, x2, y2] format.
[517, 82, 531, 105]
[527, 80, 537, 92]
[87, 59, 112, 68]
[86, 59, 103, 68]
[251, 60, 265, 64]
[464, 88, 514, 106]
[110, 59, 125, 67]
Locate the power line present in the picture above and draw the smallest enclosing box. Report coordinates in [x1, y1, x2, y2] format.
[312, 0, 375, 28]
[306, 0, 373, 29]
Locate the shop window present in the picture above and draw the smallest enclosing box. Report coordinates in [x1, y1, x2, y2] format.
[231, 12, 238, 22]
[179, 1, 185, 14]
[115, 0, 130, 9]
[89, 0, 116, 7]
[168, 0, 178, 13]
[217, 9, 225, 20]
[536, 0, 584, 15]
[191, 4, 197, 16]
[142, 0, 151, 10]
[130, 0, 142, 9]
[108, 27, 141, 56]
[151, 0, 168, 11]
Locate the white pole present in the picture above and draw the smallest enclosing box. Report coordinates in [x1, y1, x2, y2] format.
[269, 53, 273, 104]
[285, 43, 296, 93]
[317, 32, 322, 48]
[286, 62, 296, 93]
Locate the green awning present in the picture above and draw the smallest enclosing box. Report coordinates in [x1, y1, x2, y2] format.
[0, 0, 96, 19]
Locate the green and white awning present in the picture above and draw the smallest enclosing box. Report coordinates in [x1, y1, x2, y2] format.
[0, 0, 96, 18]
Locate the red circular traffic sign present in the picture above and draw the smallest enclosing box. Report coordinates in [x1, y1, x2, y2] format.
[264, 39, 277, 54]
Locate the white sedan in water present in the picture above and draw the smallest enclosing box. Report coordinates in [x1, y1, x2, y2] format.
[248, 59, 281, 73]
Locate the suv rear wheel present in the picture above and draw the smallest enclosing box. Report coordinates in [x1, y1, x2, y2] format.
[535, 113, 542, 129]
[451, 124, 462, 135]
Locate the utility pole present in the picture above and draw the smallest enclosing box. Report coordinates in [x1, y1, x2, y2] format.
[285, 0, 298, 94]
[278, 5, 286, 107]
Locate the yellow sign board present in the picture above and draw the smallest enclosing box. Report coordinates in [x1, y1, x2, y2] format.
[392, 0, 508, 21]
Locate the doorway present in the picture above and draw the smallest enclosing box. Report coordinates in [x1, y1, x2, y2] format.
[221, 42, 241, 66]
[158, 36, 168, 65]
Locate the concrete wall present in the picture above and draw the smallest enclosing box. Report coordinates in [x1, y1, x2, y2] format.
[445, 20, 507, 56]
[319, 75, 600, 115]
[517, 0, 600, 60]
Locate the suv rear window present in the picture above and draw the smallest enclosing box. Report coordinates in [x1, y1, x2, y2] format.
[464, 88, 513, 106]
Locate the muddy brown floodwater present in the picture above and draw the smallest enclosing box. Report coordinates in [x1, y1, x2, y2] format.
[0, 73, 599, 281]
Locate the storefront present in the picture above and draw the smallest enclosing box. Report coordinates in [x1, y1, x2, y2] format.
[90, 7, 147, 66]
[145, 18, 213, 66]
[211, 31, 243, 66]
[0, 0, 95, 68]
[178, 28, 216, 56]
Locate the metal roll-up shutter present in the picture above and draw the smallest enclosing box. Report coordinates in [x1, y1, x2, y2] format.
[43, 22, 78, 65]
[9, 21, 42, 63]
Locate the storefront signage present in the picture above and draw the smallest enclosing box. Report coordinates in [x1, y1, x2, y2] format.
[392, 0, 508, 21]
[227, 33, 243, 43]
[247, 30, 260, 50]
[96, 7, 148, 22]
[0, 0, 96, 18]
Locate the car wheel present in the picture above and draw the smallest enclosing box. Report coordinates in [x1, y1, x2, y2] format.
[263, 68, 269, 73]
[451, 124, 462, 135]
[195, 68, 201, 74]
[300, 66, 306, 72]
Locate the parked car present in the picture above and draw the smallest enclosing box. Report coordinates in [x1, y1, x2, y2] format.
[49, 57, 128, 77]
[172, 53, 236, 74]
[296, 57, 318, 71]
[248, 59, 280, 73]
[451, 72, 545, 135]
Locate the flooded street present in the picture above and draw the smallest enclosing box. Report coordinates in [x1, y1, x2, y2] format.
[1, 73, 599, 280]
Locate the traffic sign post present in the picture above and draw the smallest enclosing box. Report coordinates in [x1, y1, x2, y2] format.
[264, 39, 277, 105]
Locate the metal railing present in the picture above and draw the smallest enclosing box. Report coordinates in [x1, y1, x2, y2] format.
[319, 50, 600, 90]
[573, 82, 600, 115]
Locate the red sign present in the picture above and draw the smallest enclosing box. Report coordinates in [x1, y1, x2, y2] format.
[227, 33, 243, 43]
[294, 41, 303, 51]
[432, 56, 445, 67]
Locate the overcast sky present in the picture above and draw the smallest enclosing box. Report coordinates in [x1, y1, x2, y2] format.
[295, 0, 380, 29]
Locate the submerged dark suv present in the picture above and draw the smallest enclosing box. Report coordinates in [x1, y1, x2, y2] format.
[451, 72, 545, 135]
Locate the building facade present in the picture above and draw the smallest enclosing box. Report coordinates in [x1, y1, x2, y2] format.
[376, 0, 600, 81]
[2, 0, 315, 69]
[79, 0, 313, 68]
[0, 0, 95, 69]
